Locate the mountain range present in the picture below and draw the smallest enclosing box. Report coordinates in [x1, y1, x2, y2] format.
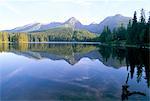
[5, 14, 131, 34]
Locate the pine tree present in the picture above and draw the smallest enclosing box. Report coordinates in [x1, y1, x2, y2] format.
[132, 11, 138, 44]
[127, 20, 132, 43]
[138, 9, 146, 44]
[133, 11, 137, 25]
[116, 23, 127, 40]
[112, 28, 117, 41]
[99, 26, 112, 42]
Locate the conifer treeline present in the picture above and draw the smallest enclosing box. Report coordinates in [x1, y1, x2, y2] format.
[99, 9, 150, 46]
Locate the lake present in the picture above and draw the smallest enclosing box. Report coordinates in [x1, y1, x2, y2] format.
[0, 43, 149, 101]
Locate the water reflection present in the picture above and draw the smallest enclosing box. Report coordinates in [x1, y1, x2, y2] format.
[0, 43, 149, 101]
[122, 73, 146, 101]
[98, 45, 150, 87]
[98, 46, 150, 100]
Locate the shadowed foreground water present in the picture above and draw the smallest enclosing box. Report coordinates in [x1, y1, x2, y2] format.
[0, 43, 149, 101]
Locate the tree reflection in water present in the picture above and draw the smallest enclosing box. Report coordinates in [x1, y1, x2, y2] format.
[121, 73, 146, 101]
[99, 46, 149, 100]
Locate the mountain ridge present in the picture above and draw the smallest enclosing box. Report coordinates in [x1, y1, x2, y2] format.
[4, 14, 131, 34]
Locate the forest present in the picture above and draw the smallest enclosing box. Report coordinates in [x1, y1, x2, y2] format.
[98, 9, 150, 46]
[0, 27, 96, 43]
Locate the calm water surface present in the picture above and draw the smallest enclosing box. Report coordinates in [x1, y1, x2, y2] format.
[0, 43, 149, 101]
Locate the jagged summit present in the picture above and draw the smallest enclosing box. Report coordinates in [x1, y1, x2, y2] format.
[67, 17, 78, 22]
[63, 17, 82, 28]
[65, 17, 81, 24]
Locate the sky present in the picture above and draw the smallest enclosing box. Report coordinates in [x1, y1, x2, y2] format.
[0, 0, 150, 30]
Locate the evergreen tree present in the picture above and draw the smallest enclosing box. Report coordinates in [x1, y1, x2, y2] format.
[112, 28, 117, 41]
[138, 9, 146, 44]
[116, 24, 127, 40]
[100, 26, 112, 42]
[133, 11, 137, 24]
[132, 11, 138, 44]
[127, 20, 132, 43]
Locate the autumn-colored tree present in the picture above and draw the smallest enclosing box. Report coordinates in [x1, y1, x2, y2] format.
[0, 32, 8, 43]
[18, 33, 28, 43]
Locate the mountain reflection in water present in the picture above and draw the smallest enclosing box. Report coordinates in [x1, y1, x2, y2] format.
[0, 43, 149, 101]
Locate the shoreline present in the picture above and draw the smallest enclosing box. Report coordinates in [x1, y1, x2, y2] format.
[0, 42, 149, 49]
[100, 43, 150, 49]
[0, 41, 101, 45]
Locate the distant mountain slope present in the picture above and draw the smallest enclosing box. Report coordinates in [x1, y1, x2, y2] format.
[6, 23, 42, 32]
[5, 14, 131, 34]
[97, 14, 131, 33]
[82, 14, 131, 33]
[39, 22, 63, 30]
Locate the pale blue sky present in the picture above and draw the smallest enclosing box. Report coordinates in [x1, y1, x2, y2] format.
[0, 0, 149, 30]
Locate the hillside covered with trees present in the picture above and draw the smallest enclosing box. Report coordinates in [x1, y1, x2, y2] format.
[98, 9, 150, 46]
[0, 27, 96, 43]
